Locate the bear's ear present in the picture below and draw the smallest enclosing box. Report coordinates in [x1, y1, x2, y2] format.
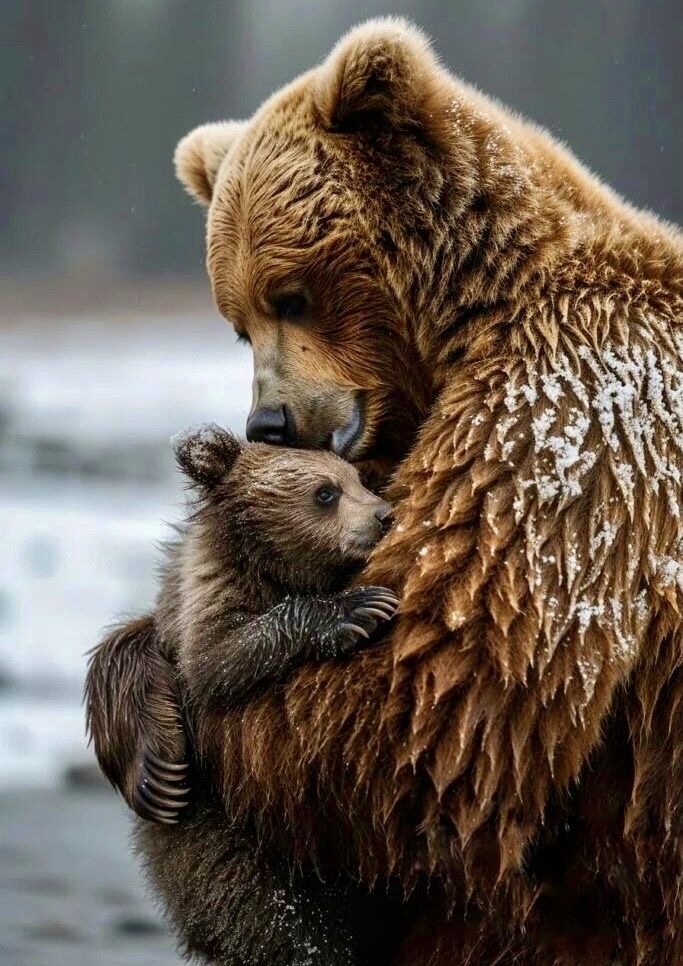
[174, 121, 247, 206]
[173, 424, 242, 487]
[313, 18, 443, 136]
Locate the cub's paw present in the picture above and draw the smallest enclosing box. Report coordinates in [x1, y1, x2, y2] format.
[133, 746, 190, 825]
[334, 586, 400, 656]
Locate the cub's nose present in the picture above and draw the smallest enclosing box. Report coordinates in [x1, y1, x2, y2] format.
[374, 501, 393, 535]
[246, 405, 292, 445]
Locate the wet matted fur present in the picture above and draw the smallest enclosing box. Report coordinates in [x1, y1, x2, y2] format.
[87, 429, 400, 965]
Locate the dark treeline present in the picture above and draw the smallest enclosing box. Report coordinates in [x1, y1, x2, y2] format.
[3, 0, 681, 281]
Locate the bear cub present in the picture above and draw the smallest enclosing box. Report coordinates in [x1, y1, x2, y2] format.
[86, 424, 399, 966]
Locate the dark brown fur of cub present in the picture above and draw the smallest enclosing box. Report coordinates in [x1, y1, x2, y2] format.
[86, 426, 398, 965]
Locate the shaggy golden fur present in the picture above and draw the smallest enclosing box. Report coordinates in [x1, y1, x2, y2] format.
[117, 16, 683, 964]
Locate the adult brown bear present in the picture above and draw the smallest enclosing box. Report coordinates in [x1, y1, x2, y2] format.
[105, 17, 683, 965]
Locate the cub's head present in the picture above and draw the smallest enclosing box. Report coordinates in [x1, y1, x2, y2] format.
[174, 424, 392, 590]
[174, 18, 461, 468]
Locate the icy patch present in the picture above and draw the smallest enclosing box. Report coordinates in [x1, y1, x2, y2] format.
[651, 553, 683, 591]
[533, 406, 596, 501]
[578, 340, 683, 517]
[503, 331, 683, 527]
[170, 422, 229, 453]
[577, 654, 602, 702]
[495, 325, 683, 692]
[505, 378, 538, 411]
[575, 597, 604, 632]
[590, 522, 620, 557]
[540, 373, 564, 405]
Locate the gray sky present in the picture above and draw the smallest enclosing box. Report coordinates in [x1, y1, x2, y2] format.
[3, 0, 681, 280]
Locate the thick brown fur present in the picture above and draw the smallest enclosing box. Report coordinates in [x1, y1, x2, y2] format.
[85, 614, 187, 805]
[169, 17, 683, 965]
[132, 800, 401, 966]
[86, 428, 399, 965]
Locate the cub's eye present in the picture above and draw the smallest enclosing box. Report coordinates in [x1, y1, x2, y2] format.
[272, 291, 310, 322]
[315, 485, 340, 507]
[235, 330, 251, 345]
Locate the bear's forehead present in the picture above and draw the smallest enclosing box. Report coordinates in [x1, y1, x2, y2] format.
[214, 126, 335, 227]
[207, 137, 357, 321]
[217, 82, 321, 188]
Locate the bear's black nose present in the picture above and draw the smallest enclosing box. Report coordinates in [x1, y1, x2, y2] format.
[246, 405, 292, 445]
[375, 502, 393, 534]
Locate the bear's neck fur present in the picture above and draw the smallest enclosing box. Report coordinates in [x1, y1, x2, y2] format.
[339, 77, 683, 400]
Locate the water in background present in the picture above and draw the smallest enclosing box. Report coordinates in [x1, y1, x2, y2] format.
[0, 307, 251, 791]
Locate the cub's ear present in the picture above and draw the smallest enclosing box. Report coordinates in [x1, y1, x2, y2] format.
[174, 120, 247, 206]
[173, 424, 242, 487]
[313, 17, 443, 136]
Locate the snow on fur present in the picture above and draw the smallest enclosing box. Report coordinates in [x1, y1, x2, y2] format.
[490, 321, 683, 701]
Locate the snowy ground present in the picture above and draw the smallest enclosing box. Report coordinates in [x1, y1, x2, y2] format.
[0, 787, 183, 966]
[0, 308, 252, 963]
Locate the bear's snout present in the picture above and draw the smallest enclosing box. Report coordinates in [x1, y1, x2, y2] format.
[246, 405, 296, 447]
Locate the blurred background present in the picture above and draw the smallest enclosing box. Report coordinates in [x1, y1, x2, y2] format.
[2, 1, 681, 963]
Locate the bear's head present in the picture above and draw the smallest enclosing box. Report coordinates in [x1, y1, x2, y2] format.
[174, 424, 392, 591]
[174, 19, 456, 469]
[175, 19, 570, 469]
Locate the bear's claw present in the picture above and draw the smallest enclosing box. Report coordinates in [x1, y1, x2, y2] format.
[133, 746, 191, 825]
[335, 586, 400, 654]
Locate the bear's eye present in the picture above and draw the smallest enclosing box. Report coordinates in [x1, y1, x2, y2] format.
[315, 485, 340, 507]
[272, 291, 310, 322]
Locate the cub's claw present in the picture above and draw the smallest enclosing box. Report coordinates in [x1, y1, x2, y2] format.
[336, 586, 400, 655]
[133, 746, 191, 825]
